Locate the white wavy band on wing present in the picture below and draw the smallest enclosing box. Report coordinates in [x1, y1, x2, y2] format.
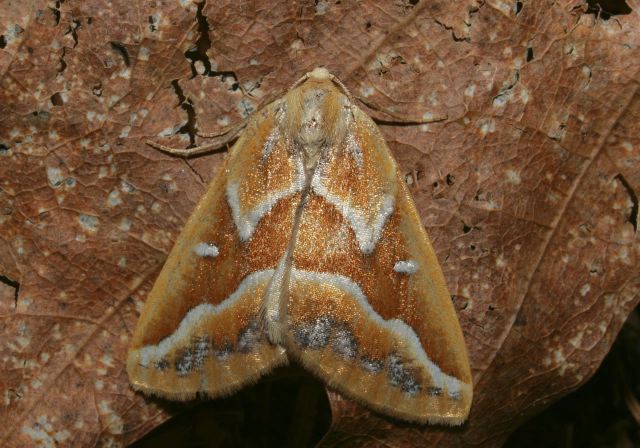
[311, 173, 394, 255]
[134, 266, 466, 398]
[291, 269, 467, 397]
[135, 269, 275, 368]
[226, 156, 306, 242]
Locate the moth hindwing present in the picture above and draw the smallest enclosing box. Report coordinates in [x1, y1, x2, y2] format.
[128, 67, 472, 424]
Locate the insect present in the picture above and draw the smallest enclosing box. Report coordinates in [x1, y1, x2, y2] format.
[127, 67, 472, 424]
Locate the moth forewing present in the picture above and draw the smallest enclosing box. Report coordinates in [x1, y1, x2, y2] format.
[128, 67, 472, 424]
[284, 93, 472, 424]
[127, 101, 295, 399]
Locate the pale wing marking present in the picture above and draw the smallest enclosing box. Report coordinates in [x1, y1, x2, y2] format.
[136, 269, 275, 367]
[226, 156, 306, 241]
[311, 172, 394, 255]
[291, 268, 467, 396]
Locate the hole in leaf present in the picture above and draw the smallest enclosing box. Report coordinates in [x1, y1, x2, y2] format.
[51, 92, 64, 106]
[184, 0, 213, 77]
[0, 36, 6, 49]
[171, 79, 197, 148]
[614, 173, 638, 232]
[585, 0, 632, 19]
[526, 47, 534, 62]
[0, 274, 20, 309]
[148, 15, 157, 32]
[446, 173, 455, 185]
[58, 47, 67, 73]
[50, 1, 62, 25]
[515, 1, 523, 14]
[110, 41, 130, 66]
[65, 18, 81, 48]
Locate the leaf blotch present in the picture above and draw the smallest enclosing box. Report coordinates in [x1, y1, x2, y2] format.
[585, 0, 632, 20]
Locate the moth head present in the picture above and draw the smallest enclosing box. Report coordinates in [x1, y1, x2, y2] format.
[285, 68, 352, 167]
[306, 67, 332, 81]
[304, 67, 352, 100]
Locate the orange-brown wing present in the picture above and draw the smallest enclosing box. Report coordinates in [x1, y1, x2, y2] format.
[127, 103, 304, 399]
[285, 107, 472, 424]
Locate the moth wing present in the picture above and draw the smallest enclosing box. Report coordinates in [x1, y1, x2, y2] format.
[286, 106, 472, 424]
[127, 103, 304, 399]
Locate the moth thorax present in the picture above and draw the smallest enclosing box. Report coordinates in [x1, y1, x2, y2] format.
[297, 89, 339, 170]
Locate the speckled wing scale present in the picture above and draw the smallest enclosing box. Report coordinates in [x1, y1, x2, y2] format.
[128, 68, 473, 424]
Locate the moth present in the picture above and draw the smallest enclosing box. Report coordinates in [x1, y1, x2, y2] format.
[127, 68, 472, 424]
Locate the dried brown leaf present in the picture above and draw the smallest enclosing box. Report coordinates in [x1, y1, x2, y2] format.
[0, 0, 638, 446]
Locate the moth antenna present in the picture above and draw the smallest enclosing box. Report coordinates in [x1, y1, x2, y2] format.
[355, 95, 448, 125]
[291, 67, 356, 103]
[288, 72, 312, 92]
[326, 73, 355, 102]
